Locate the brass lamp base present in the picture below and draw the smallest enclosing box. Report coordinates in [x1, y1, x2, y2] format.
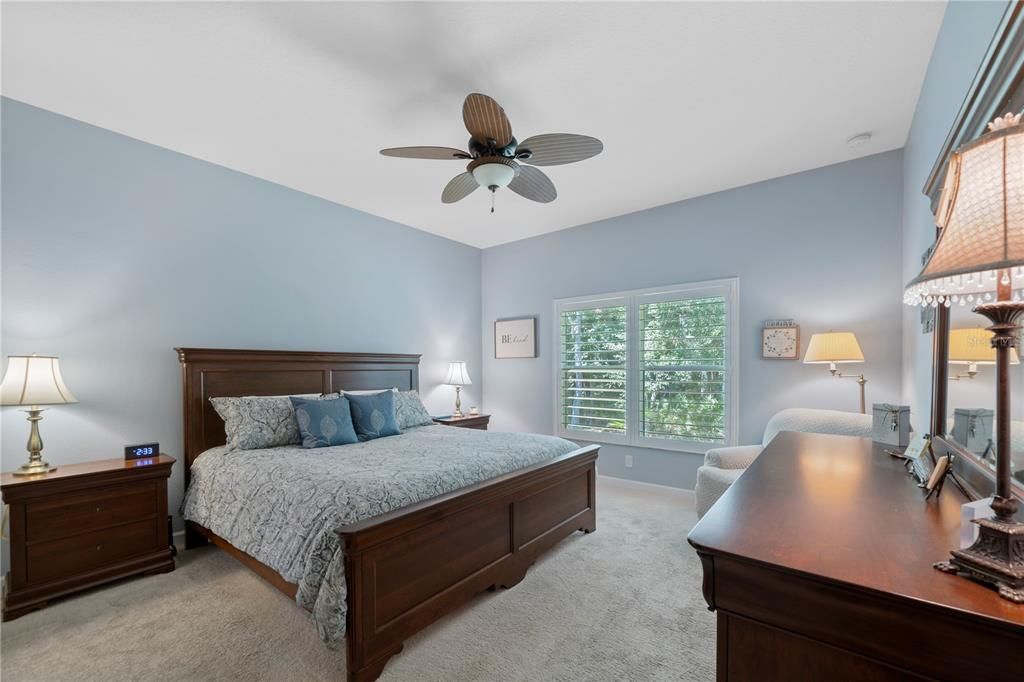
[452, 386, 464, 418]
[12, 459, 57, 476]
[935, 517, 1024, 603]
[11, 407, 57, 476]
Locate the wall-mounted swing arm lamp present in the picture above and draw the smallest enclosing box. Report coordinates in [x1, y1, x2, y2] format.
[803, 332, 867, 414]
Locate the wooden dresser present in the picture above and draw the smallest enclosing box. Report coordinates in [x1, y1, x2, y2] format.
[2, 455, 175, 620]
[688, 432, 1024, 681]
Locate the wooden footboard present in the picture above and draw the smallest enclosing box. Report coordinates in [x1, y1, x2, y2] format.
[339, 444, 599, 682]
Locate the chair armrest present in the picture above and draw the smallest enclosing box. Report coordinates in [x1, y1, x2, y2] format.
[704, 444, 763, 470]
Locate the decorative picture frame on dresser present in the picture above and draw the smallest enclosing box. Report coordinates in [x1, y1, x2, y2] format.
[903, 433, 936, 486]
[495, 316, 537, 358]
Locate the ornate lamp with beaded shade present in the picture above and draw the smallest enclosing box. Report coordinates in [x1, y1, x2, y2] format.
[904, 113, 1024, 602]
[0, 354, 78, 475]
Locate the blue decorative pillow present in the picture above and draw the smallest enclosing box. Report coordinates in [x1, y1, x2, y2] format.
[347, 390, 401, 441]
[289, 396, 359, 448]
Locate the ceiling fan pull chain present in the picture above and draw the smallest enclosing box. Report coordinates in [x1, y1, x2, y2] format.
[491, 188, 496, 213]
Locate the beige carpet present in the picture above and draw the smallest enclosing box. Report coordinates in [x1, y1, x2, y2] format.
[0, 477, 714, 681]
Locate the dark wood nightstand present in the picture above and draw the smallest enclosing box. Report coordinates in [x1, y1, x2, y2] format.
[1, 455, 175, 621]
[433, 414, 491, 430]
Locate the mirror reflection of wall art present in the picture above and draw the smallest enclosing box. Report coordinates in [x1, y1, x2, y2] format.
[495, 317, 537, 359]
[920, 246, 936, 334]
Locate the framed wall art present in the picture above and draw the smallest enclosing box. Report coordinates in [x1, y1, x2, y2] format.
[762, 319, 800, 359]
[495, 317, 537, 359]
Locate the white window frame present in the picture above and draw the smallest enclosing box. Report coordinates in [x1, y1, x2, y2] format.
[553, 278, 739, 453]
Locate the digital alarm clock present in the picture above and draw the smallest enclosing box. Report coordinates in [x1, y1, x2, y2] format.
[125, 442, 159, 461]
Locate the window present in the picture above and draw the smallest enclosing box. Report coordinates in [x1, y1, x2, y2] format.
[555, 279, 738, 452]
[559, 304, 628, 435]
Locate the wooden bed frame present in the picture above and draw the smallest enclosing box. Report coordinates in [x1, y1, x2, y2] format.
[176, 348, 598, 682]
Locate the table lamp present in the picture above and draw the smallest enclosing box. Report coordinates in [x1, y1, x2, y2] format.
[803, 332, 867, 414]
[443, 361, 472, 418]
[904, 112, 1024, 602]
[948, 327, 1020, 380]
[0, 354, 78, 475]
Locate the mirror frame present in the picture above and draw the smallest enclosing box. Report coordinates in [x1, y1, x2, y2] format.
[926, 1, 1024, 501]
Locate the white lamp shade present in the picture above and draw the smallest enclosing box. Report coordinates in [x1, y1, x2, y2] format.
[905, 113, 1024, 306]
[444, 361, 472, 386]
[803, 332, 865, 364]
[0, 355, 78, 406]
[948, 327, 1021, 365]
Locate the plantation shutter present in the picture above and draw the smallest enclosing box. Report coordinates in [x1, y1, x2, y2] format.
[559, 304, 628, 435]
[638, 295, 728, 444]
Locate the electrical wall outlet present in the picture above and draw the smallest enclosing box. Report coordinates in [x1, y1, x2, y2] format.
[625, 455, 633, 468]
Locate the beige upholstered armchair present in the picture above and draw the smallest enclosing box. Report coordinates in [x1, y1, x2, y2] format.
[695, 408, 873, 518]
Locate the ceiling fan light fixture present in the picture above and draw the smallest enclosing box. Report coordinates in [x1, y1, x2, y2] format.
[471, 161, 516, 190]
[380, 93, 602, 209]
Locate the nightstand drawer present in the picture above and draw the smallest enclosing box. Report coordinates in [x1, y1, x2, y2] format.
[26, 518, 159, 584]
[26, 482, 157, 542]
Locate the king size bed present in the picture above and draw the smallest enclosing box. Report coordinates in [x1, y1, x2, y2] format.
[176, 348, 598, 682]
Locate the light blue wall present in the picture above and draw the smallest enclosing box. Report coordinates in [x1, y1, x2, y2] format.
[482, 151, 905, 489]
[901, 0, 1009, 420]
[3, 0, 1010, 514]
[0, 98, 483, 528]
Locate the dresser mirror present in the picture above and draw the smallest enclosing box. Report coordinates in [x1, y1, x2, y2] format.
[944, 306, 1024, 489]
[925, 2, 1024, 502]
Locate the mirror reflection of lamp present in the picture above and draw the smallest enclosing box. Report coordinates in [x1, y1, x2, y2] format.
[948, 327, 1020, 380]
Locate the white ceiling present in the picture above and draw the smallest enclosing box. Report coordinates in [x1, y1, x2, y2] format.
[2, 2, 945, 248]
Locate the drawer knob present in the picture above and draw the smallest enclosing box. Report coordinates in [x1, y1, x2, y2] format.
[95, 544, 102, 551]
[95, 506, 102, 513]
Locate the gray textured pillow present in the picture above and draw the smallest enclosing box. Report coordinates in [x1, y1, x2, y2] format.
[210, 394, 318, 451]
[394, 390, 435, 429]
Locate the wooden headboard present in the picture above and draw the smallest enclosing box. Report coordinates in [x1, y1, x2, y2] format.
[176, 347, 420, 485]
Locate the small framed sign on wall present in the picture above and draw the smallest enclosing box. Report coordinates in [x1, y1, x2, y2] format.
[761, 319, 800, 359]
[495, 317, 537, 358]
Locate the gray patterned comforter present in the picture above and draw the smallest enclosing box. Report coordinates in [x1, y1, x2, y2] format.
[181, 425, 578, 645]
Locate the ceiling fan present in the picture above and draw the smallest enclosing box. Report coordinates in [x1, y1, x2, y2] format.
[380, 93, 603, 212]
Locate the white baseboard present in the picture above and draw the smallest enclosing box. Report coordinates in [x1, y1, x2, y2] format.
[597, 474, 695, 500]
